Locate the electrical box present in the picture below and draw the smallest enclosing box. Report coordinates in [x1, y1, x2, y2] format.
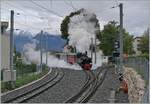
[2, 70, 16, 82]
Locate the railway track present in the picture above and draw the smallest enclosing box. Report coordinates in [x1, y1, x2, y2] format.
[3, 68, 64, 103]
[65, 67, 107, 103]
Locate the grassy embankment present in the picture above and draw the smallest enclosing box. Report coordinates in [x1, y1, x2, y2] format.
[1, 67, 49, 93]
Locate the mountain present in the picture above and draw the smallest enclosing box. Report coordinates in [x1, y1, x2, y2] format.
[34, 32, 67, 52]
[14, 31, 67, 53]
[14, 31, 33, 52]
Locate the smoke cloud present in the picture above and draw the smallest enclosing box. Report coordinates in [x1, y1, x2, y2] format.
[23, 40, 40, 65]
[68, 9, 103, 68]
[68, 9, 98, 53]
[23, 40, 82, 70]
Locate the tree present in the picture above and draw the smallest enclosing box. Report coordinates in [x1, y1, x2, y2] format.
[98, 21, 119, 55]
[60, 9, 81, 39]
[139, 28, 149, 54]
[60, 16, 70, 39]
[98, 21, 134, 56]
[123, 32, 134, 54]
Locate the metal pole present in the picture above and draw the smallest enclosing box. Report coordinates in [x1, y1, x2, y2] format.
[10, 10, 15, 88]
[119, 3, 123, 73]
[40, 30, 43, 72]
[94, 35, 97, 64]
[91, 38, 93, 61]
[46, 34, 48, 65]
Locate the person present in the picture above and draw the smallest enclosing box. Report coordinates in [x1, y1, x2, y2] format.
[118, 74, 128, 94]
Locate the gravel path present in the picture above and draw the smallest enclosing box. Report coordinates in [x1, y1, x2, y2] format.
[26, 68, 86, 103]
[88, 67, 129, 103]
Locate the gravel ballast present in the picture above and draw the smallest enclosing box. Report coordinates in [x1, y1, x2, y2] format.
[88, 67, 129, 103]
[26, 68, 86, 103]
[2, 66, 129, 103]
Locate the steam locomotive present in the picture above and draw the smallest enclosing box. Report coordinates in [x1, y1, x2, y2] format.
[56, 52, 92, 70]
[76, 52, 92, 70]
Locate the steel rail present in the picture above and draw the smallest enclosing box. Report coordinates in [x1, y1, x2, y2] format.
[65, 67, 107, 103]
[19, 68, 64, 103]
[65, 70, 91, 103]
[4, 68, 64, 103]
[79, 67, 108, 103]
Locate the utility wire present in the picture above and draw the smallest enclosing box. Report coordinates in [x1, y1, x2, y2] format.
[64, 0, 77, 10]
[69, 0, 77, 10]
[63, 0, 82, 26]
[2, 2, 52, 31]
[4, 1, 43, 19]
[30, 0, 63, 18]
[1, 8, 29, 26]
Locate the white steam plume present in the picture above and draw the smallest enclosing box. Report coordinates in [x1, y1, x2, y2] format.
[23, 40, 81, 70]
[68, 9, 104, 69]
[23, 40, 40, 65]
[68, 9, 98, 53]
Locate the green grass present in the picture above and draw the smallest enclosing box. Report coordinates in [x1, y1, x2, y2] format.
[1, 69, 49, 93]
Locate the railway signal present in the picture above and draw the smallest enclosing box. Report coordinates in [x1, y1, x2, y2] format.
[114, 40, 120, 49]
[113, 40, 120, 57]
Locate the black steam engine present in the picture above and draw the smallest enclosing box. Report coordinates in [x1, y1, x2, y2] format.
[76, 52, 92, 70]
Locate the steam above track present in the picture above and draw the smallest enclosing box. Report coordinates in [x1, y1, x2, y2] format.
[68, 9, 100, 53]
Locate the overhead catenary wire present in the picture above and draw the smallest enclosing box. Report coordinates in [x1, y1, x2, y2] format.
[64, 0, 77, 10]
[2, 1, 55, 32]
[30, 0, 63, 18]
[1, 8, 35, 29]
[3, 1, 43, 19]
[2, 1, 115, 34]
[69, 0, 79, 11]
[63, 0, 84, 27]
[14, 16, 60, 31]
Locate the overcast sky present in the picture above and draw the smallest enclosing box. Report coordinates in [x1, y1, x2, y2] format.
[1, 0, 150, 36]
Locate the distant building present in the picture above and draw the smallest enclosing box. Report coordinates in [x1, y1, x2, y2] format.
[133, 37, 142, 55]
[1, 21, 10, 70]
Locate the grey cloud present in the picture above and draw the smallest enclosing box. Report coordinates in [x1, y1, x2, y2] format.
[1, 0, 150, 36]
